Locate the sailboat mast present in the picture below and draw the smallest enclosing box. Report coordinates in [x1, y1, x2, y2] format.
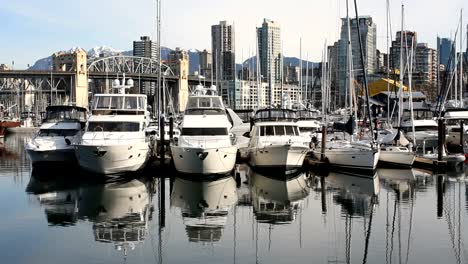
[398, 4, 404, 128]
[353, 0, 375, 142]
[346, 0, 353, 116]
[300, 38, 303, 102]
[256, 30, 262, 109]
[386, 0, 391, 122]
[305, 53, 309, 104]
[408, 38, 417, 148]
[460, 9, 464, 107]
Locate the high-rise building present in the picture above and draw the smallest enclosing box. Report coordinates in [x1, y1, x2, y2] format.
[257, 19, 282, 83]
[198, 49, 212, 80]
[211, 21, 236, 82]
[414, 43, 438, 88]
[437, 37, 453, 71]
[133, 36, 158, 95]
[257, 19, 283, 106]
[390, 31, 417, 71]
[336, 16, 377, 106]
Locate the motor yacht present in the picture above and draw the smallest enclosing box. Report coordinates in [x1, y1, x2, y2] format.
[75, 77, 151, 174]
[247, 109, 309, 173]
[400, 119, 438, 152]
[25, 105, 87, 164]
[170, 86, 238, 175]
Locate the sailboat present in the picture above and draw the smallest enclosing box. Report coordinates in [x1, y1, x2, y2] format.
[323, 0, 380, 174]
[379, 4, 415, 168]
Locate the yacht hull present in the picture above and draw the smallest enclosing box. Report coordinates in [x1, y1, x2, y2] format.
[75, 143, 149, 175]
[248, 145, 308, 172]
[325, 144, 380, 173]
[171, 145, 237, 175]
[379, 148, 414, 168]
[26, 148, 76, 164]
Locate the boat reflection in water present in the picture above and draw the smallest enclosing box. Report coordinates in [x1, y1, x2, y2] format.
[326, 171, 380, 217]
[250, 170, 310, 224]
[171, 175, 238, 243]
[378, 168, 416, 201]
[26, 171, 153, 255]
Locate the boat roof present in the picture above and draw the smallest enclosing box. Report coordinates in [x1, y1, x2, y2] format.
[88, 115, 146, 122]
[46, 105, 87, 112]
[401, 119, 438, 127]
[253, 121, 299, 126]
[182, 115, 232, 128]
[443, 109, 468, 120]
[253, 108, 297, 122]
[94, 93, 147, 98]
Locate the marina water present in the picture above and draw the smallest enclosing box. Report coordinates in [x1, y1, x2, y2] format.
[1, 133, 468, 264]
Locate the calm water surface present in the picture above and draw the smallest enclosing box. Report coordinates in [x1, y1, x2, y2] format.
[1, 134, 468, 264]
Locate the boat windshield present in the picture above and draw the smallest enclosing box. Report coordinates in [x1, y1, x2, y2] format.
[87, 122, 140, 132]
[185, 96, 225, 115]
[44, 108, 86, 123]
[181, 127, 228, 136]
[254, 109, 297, 122]
[296, 110, 319, 119]
[93, 95, 146, 111]
[259, 125, 300, 136]
[38, 129, 79, 137]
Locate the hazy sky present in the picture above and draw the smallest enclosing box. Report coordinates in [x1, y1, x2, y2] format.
[1, 0, 467, 69]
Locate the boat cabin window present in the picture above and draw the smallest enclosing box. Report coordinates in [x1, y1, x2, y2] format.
[299, 127, 317, 132]
[38, 129, 78, 137]
[403, 126, 437, 132]
[259, 125, 299, 136]
[182, 127, 228, 136]
[87, 122, 140, 132]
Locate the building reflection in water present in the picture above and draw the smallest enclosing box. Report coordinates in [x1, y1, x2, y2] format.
[170, 176, 238, 243]
[26, 170, 153, 256]
[249, 170, 310, 224]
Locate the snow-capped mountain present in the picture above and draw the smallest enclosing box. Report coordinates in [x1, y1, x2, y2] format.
[28, 46, 131, 70]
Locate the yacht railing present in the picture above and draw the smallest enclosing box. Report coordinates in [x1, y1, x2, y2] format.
[174, 135, 237, 147]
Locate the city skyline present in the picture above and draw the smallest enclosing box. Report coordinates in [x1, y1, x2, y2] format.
[1, 0, 467, 69]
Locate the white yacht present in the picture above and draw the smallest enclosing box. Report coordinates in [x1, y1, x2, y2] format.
[247, 109, 309, 173]
[400, 119, 438, 151]
[378, 129, 415, 168]
[324, 140, 380, 173]
[170, 86, 238, 175]
[75, 78, 151, 174]
[26, 105, 87, 164]
[296, 109, 321, 139]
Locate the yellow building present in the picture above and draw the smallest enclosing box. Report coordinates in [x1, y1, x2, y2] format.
[52, 48, 88, 108]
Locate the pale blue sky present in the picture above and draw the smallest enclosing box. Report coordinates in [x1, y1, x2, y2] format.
[0, 0, 467, 69]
